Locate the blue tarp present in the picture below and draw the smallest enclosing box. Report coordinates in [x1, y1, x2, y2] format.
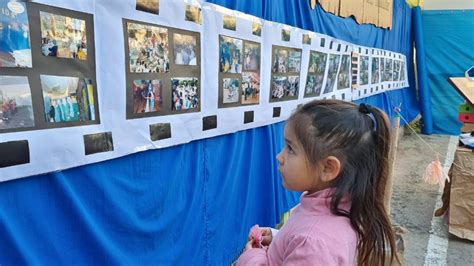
[0, 0, 419, 264]
[423, 10, 474, 135]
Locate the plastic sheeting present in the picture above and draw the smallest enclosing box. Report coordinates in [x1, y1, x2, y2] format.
[423, 9, 474, 135]
[0, 0, 419, 264]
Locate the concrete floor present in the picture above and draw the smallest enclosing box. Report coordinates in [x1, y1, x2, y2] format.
[391, 133, 474, 266]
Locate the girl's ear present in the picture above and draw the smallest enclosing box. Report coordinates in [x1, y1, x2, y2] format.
[321, 156, 341, 183]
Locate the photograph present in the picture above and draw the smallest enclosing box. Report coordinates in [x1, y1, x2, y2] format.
[132, 79, 162, 114]
[84, 132, 113, 155]
[272, 48, 288, 73]
[281, 29, 290, 42]
[127, 22, 169, 73]
[0, 76, 34, 130]
[322, 54, 341, 94]
[136, 0, 159, 15]
[241, 72, 260, 105]
[399, 61, 405, 81]
[382, 58, 393, 82]
[308, 51, 327, 73]
[380, 58, 385, 82]
[252, 22, 262, 36]
[371, 57, 380, 84]
[41, 75, 96, 123]
[0, 1, 31, 67]
[185, 5, 202, 25]
[337, 55, 350, 90]
[243, 42, 260, 71]
[359, 55, 369, 85]
[287, 75, 300, 97]
[171, 77, 198, 111]
[305, 75, 322, 96]
[288, 50, 301, 73]
[219, 35, 242, 73]
[271, 76, 287, 99]
[222, 78, 239, 104]
[393, 60, 401, 81]
[173, 33, 197, 66]
[223, 15, 236, 31]
[302, 34, 311, 45]
[40, 12, 87, 60]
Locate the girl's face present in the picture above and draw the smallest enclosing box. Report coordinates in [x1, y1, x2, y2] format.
[276, 123, 323, 194]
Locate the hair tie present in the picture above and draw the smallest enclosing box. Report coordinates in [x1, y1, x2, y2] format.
[359, 103, 377, 130]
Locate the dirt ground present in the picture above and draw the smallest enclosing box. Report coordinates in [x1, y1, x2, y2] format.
[390, 132, 474, 265]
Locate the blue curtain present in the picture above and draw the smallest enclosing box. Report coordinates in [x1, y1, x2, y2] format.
[422, 10, 474, 135]
[0, 0, 418, 264]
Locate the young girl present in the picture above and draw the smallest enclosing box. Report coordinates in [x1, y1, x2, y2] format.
[237, 99, 398, 265]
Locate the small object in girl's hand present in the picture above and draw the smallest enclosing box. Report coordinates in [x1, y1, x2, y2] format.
[250, 224, 263, 248]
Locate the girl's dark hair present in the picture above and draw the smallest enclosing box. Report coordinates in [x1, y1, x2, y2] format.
[288, 99, 398, 265]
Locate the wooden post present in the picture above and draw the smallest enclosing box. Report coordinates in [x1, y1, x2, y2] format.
[385, 107, 401, 215]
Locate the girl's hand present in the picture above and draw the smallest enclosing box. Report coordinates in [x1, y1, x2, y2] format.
[247, 226, 273, 247]
[244, 239, 269, 251]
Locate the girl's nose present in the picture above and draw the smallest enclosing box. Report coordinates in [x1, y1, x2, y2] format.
[276, 150, 283, 164]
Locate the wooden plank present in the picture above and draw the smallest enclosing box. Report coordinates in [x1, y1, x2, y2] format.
[448, 77, 474, 105]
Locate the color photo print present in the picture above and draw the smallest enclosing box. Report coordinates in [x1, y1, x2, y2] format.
[219, 35, 242, 74]
[371, 57, 380, 84]
[127, 21, 169, 73]
[252, 22, 261, 36]
[132, 79, 162, 114]
[305, 50, 327, 97]
[358, 55, 369, 86]
[41, 75, 95, 123]
[393, 60, 401, 81]
[40, 11, 87, 60]
[272, 48, 288, 73]
[243, 42, 260, 71]
[222, 77, 239, 104]
[173, 33, 197, 65]
[136, 0, 159, 15]
[171, 77, 198, 111]
[0, 75, 34, 130]
[185, 5, 202, 25]
[0, 0, 32, 67]
[382, 58, 393, 82]
[241, 72, 259, 105]
[337, 54, 351, 90]
[223, 15, 236, 31]
[322, 54, 341, 94]
[271, 75, 299, 100]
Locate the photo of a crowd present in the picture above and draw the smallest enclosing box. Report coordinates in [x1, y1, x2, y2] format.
[272, 48, 288, 73]
[288, 50, 301, 73]
[359, 55, 369, 85]
[136, 0, 159, 15]
[219, 35, 242, 73]
[223, 15, 236, 31]
[185, 5, 202, 25]
[0, 76, 34, 130]
[132, 79, 162, 114]
[173, 33, 197, 65]
[0, 1, 31, 67]
[337, 55, 350, 90]
[41, 75, 95, 123]
[40, 12, 87, 60]
[171, 77, 198, 111]
[308, 51, 327, 74]
[222, 78, 239, 104]
[241, 72, 260, 105]
[305, 75, 323, 96]
[322, 54, 341, 94]
[371, 57, 380, 84]
[271, 76, 287, 99]
[127, 22, 169, 73]
[243, 42, 259, 71]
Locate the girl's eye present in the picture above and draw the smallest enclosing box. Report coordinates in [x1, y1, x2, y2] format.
[287, 144, 294, 154]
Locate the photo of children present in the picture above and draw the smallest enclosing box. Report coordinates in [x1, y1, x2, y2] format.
[0, 76, 34, 130]
[359, 55, 369, 85]
[185, 5, 202, 25]
[302, 34, 311, 45]
[243, 42, 260, 71]
[322, 54, 341, 94]
[173, 33, 197, 66]
[127, 22, 169, 73]
[0, 1, 31, 67]
[308, 51, 327, 73]
[171, 78, 198, 111]
[41, 75, 95, 123]
[287, 75, 300, 97]
[281, 29, 290, 42]
[272, 48, 288, 73]
[222, 78, 239, 104]
[371, 57, 380, 84]
[271, 76, 287, 99]
[223, 15, 236, 31]
[393, 60, 401, 81]
[219, 35, 242, 73]
[337, 55, 350, 90]
[136, 0, 159, 15]
[241, 72, 260, 105]
[132, 79, 162, 114]
[382, 58, 393, 82]
[305, 75, 317, 95]
[288, 50, 301, 73]
[40, 12, 87, 60]
[252, 22, 261, 36]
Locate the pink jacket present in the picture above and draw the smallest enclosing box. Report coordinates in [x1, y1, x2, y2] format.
[237, 188, 357, 265]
